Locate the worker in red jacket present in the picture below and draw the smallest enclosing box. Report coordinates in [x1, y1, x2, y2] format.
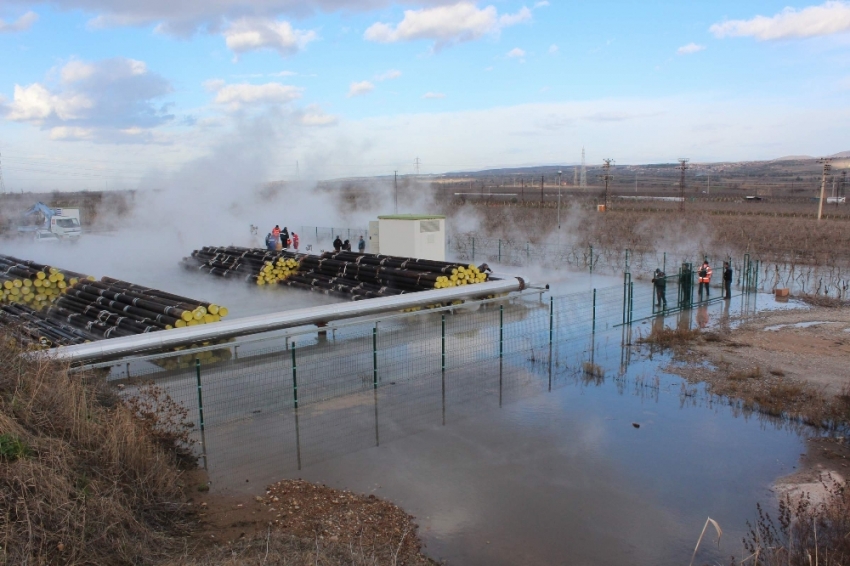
[698, 260, 713, 299]
[292, 232, 299, 251]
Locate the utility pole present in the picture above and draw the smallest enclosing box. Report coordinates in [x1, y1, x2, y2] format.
[540, 175, 544, 205]
[557, 170, 562, 229]
[394, 171, 398, 214]
[817, 158, 832, 221]
[678, 158, 689, 212]
[841, 171, 847, 198]
[602, 159, 614, 211]
[707, 172, 710, 195]
[521, 178, 525, 202]
[414, 157, 421, 176]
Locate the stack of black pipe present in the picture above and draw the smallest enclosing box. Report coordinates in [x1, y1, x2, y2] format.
[184, 245, 492, 301]
[183, 246, 284, 279]
[0, 303, 94, 346]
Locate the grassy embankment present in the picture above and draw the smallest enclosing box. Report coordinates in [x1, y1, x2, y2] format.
[0, 334, 433, 565]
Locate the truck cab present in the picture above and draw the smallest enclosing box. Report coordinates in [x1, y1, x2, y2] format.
[50, 211, 82, 239]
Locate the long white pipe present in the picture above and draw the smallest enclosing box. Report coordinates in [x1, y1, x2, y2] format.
[38, 277, 526, 364]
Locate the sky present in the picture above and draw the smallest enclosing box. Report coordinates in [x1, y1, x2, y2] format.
[1, 0, 849, 191]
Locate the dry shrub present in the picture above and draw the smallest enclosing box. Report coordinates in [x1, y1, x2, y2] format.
[638, 327, 702, 349]
[739, 477, 850, 565]
[795, 293, 850, 308]
[0, 334, 192, 565]
[124, 383, 195, 467]
[728, 367, 763, 381]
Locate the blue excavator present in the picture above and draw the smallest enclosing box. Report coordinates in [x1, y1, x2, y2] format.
[17, 202, 82, 240]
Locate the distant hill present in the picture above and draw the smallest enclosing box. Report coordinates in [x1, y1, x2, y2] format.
[830, 150, 850, 159]
[773, 155, 815, 161]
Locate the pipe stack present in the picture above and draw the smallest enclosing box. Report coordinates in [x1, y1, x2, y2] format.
[182, 246, 490, 301]
[0, 255, 229, 348]
[0, 254, 96, 312]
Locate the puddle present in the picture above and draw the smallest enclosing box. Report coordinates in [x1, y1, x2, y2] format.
[765, 321, 838, 331]
[159, 291, 807, 566]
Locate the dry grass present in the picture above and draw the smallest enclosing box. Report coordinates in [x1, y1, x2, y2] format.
[739, 477, 850, 566]
[638, 326, 703, 350]
[0, 332, 192, 565]
[795, 293, 850, 308]
[164, 530, 436, 566]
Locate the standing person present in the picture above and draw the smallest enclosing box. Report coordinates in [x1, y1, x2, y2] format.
[698, 260, 713, 299]
[292, 232, 299, 251]
[265, 233, 275, 251]
[343, 239, 352, 251]
[358, 235, 366, 253]
[333, 235, 343, 252]
[272, 225, 281, 241]
[281, 227, 290, 249]
[652, 268, 667, 308]
[723, 261, 733, 299]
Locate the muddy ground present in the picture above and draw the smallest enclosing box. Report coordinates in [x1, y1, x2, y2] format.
[661, 301, 850, 500]
[168, 470, 437, 565]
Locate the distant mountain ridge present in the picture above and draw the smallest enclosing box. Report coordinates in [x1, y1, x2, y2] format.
[773, 151, 850, 161]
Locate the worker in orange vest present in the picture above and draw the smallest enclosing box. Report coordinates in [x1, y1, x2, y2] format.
[697, 260, 712, 299]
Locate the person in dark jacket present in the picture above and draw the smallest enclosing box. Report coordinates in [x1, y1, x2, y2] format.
[343, 239, 352, 251]
[358, 236, 366, 253]
[652, 268, 667, 308]
[333, 236, 343, 251]
[265, 233, 276, 251]
[723, 261, 733, 299]
[281, 227, 289, 248]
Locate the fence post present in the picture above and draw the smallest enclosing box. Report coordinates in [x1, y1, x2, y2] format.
[592, 288, 597, 334]
[290, 343, 298, 409]
[628, 281, 634, 325]
[625, 249, 631, 271]
[663, 252, 667, 274]
[441, 314, 446, 426]
[195, 358, 207, 470]
[372, 325, 378, 389]
[472, 237, 475, 262]
[548, 296, 554, 391]
[526, 242, 530, 262]
[499, 305, 504, 405]
[589, 246, 594, 273]
[498, 239, 502, 262]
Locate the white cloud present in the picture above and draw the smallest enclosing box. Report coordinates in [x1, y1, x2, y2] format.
[298, 104, 338, 126]
[3, 58, 173, 143]
[507, 47, 526, 58]
[677, 42, 706, 55]
[223, 17, 317, 57]
[710, 1, 850, 40]
[348, 81, 375, 97]
[48, 126, 95, 141]
[422, 92, 445, 99]
[207, 82, 303, 109]
[0, 11, 38, 33]
[376, 69, 402, 81]
[534, 1, 549, 7]
[548, 44, 559, 54]
[364, 2, 531, 48]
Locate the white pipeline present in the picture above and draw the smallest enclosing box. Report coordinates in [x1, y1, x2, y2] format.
[37, 277, 526, 364]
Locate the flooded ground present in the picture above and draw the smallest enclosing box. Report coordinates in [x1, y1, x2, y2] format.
[117, 280, 809, 566]
[7, 235, 818, 564]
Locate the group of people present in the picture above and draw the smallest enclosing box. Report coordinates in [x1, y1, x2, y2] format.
[333, 235, 366, 253]
[265, 225, 299, 252]
[651, 259, 734, 309]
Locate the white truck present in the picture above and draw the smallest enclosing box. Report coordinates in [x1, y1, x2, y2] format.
[17, 202, 83, 240]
